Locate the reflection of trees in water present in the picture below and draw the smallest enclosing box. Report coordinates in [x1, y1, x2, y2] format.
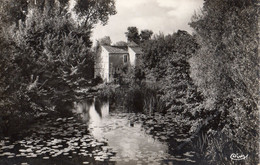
[75, 99, 92, 122]
[94, 99, 102, 118]
[75, 98, 110, 122]
[94, 97, 109, 118]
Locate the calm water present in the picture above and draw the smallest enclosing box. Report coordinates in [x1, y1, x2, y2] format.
[0, 99, 196, 165]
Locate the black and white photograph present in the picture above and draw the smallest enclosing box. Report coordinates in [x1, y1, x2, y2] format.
[0, 0, 259, 164]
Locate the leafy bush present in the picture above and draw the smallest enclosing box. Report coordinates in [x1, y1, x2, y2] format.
[140, 30, 204, 126]
[0, 0, 116, 135]
[189, 0, 259, 163]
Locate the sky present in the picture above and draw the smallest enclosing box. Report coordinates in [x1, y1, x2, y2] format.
[91, 0, 204, 44]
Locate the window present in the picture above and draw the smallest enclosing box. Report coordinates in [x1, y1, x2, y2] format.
[124, 54, 128, 63]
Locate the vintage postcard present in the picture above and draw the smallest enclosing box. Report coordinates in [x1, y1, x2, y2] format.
[0, 0, 259, 164]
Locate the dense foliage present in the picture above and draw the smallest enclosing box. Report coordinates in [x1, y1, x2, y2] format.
[189, 0, 259, 163]
[97, 36, 112, 46]
[74, 0, 117, 26]
[140, 31, 202, 116]
[125, 26, 153, 44]
[125, 27, 140, 44]
[0, 0, 116, 135]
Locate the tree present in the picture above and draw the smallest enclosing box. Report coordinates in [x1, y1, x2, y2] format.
[125, 27, 153, 45]
[0, 0, 116, 135]
[98, 36, 112, 45]
[140, 29, 153, 42]
[3, 4, 93, 112]
[140, 30, 201, 111]
[189, 0, 259, 163]
[74, 0, 117, 26]
[125, 26, 140, 44]
[114, 41, 128, 47]
[0, 0, 71, 26]
[0, 0, 28, 26]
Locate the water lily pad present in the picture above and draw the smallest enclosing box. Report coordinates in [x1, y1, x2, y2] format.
[3, 152, 14, 156]
[56, 118, 62, 122]
[21, 163, 29, 165]
[94, 157, 104, 161]
[52, 145, 59, 149]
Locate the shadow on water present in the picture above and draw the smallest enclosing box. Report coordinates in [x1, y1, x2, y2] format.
[74, 98, 196, 165]
[0, 98, 197, 165]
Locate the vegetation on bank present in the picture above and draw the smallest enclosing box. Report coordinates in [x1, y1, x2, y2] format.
[0, 0, 116, 136]
[189, 0, 259, 164]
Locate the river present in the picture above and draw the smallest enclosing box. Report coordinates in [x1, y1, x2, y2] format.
[0, 98, 196, 165]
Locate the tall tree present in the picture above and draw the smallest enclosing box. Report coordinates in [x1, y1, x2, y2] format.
[0, 0, 28, 26]
[189, 0, 259, 163]
[140, 30, 201, 113]
[74, 0, 117, 26]
[98, 36, 112, 45]
[140, 29, 153, 42]
[0, 0, 71, 26]
[0, 0, 116, 134]
[125, 26, 140, 44]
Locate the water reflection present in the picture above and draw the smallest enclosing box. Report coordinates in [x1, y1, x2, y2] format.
[0, 99, 196, 165]
[74, 99, 171, 164]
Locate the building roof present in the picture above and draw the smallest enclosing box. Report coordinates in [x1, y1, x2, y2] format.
[103, 45, 128, 54]
[129, 46, 142, 54]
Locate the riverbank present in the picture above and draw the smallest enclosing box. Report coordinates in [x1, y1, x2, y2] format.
[0, 81, 103, 138]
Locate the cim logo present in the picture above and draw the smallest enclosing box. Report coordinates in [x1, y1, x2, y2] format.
[230, 153, 248, 161]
